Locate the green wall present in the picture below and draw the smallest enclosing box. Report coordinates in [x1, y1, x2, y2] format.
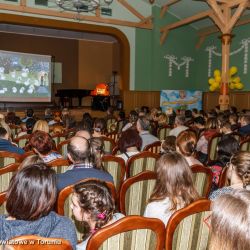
[135, 6, 250, 92]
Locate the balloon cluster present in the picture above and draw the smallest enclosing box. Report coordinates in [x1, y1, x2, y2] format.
[208, 67, 244, 92]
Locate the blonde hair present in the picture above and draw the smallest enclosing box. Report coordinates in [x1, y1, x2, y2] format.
[149, 152, 199, 210]
[210, 189, 250, 250]
[33, 120, 49, 133]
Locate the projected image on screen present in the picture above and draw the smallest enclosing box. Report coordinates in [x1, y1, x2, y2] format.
[0, 50, 52, 102]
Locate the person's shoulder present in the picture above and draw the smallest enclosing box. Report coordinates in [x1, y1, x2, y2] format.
[49, 212, 75, 228]
[209, 186, 234, 200]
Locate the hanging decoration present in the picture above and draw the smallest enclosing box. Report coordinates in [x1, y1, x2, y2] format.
[208, 66, 244, 92]
[206, 37, 250, 77]
[164, 55, 194, 77]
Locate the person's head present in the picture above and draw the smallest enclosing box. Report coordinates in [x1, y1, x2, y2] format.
[192, 108, 198, 117]
[210, 189, 250, 250]
[193, 116, 205, 129]
[44, 108, 52, 117]
[106, 106, 114, 116]
[176, 130, 197, 157]
[19, 155, 44, 170]
[174, 115, 185, 127]
[118, 129, 142, 153]
[240, 115, 250, 127]
[129, 110, 139, 124]
[0, 120, 12, 139]
[29, 130, 55, 155]
[52, 124, 64, 134]
[216, 136, 239, 167]
[93, 118, 106, 135]
[26, 118, 36, 134]
[227, 151, 250, 187]
[6, 163, 56, 220]
[62, 108, 69, 117]
[229, 114, 238, 125]
[136, 116, 150, 132]
[149, 152, 199, 210]
[230, 106, 237, 114]
[0, 127, 8, 140]
[118, 110, 125, 120]
[71, 180, 115, 238]
[219, 121, 232, 134]
[75, 129, 92, 140]
[158, 113, 168, 126]
[67, 136, 91, 164]
[26, 108, 34, 118]
[161, 136, 176, 154]
[185, 110, 192, 119]
[206, 117, 218, 130]
[32, 120, 49, 133]
[89, 137, 104, 170]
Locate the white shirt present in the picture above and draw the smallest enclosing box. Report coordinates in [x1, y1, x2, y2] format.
[117, 151, 140, 163]
[169, 126, 188, 137]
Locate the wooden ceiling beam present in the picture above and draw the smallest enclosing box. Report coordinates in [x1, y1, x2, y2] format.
[160, 0, 180, 19]
[207, 0, 226, 26]
[160, 9, 212, 32]
[227, 0, 249, 8]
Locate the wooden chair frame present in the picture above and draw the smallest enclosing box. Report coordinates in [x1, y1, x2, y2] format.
[207, 133, 222, 163]
[57, 178, 117, 215]
[126, 151, 160, 178]
[102, 155, 126, 191]
[157, 125, 172, 140]
[0, 191, 6, 205]
[165, 199, 211, 250]
[101, 136, 116, 153]
[86, 216, 165, 250]
[5, 235, 72, 250]
[240, 137, 250, 151]
[119, 171, 157, 215]
[13, 134, 31, 144]
[0, 151, 22, 163]
[0, 162, 19, 175]
[111, 145, 119, 155]
[143, 141, 161, 154]
[190, 164, 213, 198]
[57, 139, 70, 153]
[218, 166, 229, 188]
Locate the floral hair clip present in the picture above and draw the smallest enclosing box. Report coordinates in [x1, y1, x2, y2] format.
[97, 211, 106, 220]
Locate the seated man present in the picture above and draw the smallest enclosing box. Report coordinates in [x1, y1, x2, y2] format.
[0, 127, 24, 154]
[136, 116, 159, 150]
[169, 115, 188, 137]
[56, 136, 113, 191]
[239, 115, 250, 136]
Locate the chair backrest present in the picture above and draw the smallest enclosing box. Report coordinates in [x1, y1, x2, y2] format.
[0, 151, 22, 167]
[57, 179, 117, 241]
[101, 136, 116, 154]
[106, 131, 119, 143]
[240, 138, 250, 152]
[106, 118, 117, 133]
[102, 155, 126, 191]
[9, 124, 21, 137]
[191, 165, 213, 198]
[13, 134, 31, 148]
[218, 166, 229, 188]
[57, 139, 70, 158]
[52, 133, 67, 146]
[143, 141, 161, 154]
[0, 191, 7, 215]
[111, 145, 120, 155]
[47, 158, 71, 174]
[126, 151, 159, 178]
[119, 171, 157, 216]
[5, 235, 72, 250]
[157, 125, 172, 141]
[86, 216, 165, 250]
[207, 133, 222, 162]
[0, 163, 19, 193]
[166, 199, 211, 250]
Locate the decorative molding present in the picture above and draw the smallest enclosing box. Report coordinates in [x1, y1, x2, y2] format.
[206, 37, 250, 76]
[164, 55, 194, 77]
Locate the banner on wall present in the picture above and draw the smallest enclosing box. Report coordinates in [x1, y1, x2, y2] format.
[160, 90, 202, 112]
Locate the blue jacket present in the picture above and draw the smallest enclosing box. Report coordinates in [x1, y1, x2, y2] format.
[0, 139, 24, 155]
[239, 124, 250, 136]
[57, 166, 114, 191]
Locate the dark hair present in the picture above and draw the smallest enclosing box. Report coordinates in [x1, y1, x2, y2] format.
[67, 136, 91, 163]
[6, 163, 56, 220]
[216, 136, 239, 166]
[118, 129, 142, 153]
[26, 118, 36, 134]
[26, 108, 34, 118]
[0, 127, 7, 137]
[137, 116, 150, 131]
[185, 110, 192, 119]
[74, 180, 115, 239]
[192, 108, 198, 114]
[28, 130, 55, 155]
[194, 116, 205, 126]
[129, 110, 138, 124]
[89, 137, 105, 170]
[161, 136, 176, 153]
[93, 118, 106, 134]
[118, 111, 126, 120]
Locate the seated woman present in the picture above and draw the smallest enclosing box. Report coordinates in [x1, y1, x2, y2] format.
[71, 180, 124, 250]
[144, 152, 199, 226]
[209, 151, 250, 200]
[89, 137, 105, 170]
[32, 120, 50, 134]
[92, 118, 106, 138]
[116, 129, 142, 163]
[160, 135, 176, 154]
[25, 130, 62, 163]
[176, 130, 202, 166]
[210, 189, 250, 250]
[0, 163, 77, 248]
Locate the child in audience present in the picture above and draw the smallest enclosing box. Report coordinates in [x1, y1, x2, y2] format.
[71, 180, 124, 250]
[144, 152, 199, 225]
[176, 130, 202, 166]
[0, 163, 77, 248]
[210, 189, 250, 250]
[209, 151, 250, 200]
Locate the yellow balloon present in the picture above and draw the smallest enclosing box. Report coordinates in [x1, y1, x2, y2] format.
[209, 85, 216, 92]
[213, 82, 219, 88]
[215, 76, 221, 83]
[237, 83, 244, 89]
[232, 76, 240, 83]
[208, 78, 215, 85]
[229, 83, 235, 89]
[230, 66, 237, 76]
[214, 70, 221, 77]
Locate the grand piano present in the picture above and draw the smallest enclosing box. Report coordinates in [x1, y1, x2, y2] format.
[55, 89, 91, 107]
